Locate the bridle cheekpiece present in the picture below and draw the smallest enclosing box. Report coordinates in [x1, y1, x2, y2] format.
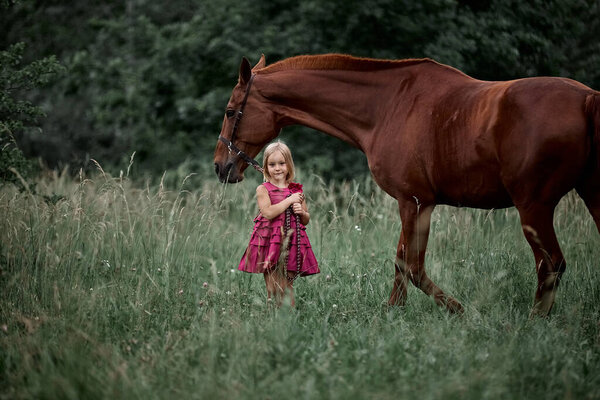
[218, 74, 264, 173]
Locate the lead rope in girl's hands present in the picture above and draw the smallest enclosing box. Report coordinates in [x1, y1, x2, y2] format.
[283, 194, 302, 282]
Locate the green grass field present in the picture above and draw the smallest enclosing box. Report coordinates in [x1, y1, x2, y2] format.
[1, 168, 599, 399]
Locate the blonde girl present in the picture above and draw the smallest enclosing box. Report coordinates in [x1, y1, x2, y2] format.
[238, 141, 319, 305]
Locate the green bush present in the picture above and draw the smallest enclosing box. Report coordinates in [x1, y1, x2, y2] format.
[0, 41, 63, 187]
[0, 135, 37, 188]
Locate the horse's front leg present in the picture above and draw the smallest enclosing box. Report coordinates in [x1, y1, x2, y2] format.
[388, 230, 409, 306]
[388, 200, 463, 313]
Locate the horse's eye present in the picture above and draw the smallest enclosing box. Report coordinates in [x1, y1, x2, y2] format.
[225, 109, 235, 118]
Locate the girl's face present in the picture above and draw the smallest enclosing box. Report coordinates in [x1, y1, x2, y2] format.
[267, 150, 288, 183]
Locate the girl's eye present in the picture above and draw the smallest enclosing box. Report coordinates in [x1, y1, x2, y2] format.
[225, 109, 235, 118]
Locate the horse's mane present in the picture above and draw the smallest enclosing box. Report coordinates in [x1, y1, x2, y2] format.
[257, 54, 457, 74]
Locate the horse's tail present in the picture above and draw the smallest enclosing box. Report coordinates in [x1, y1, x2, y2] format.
[585, 93, 600, 169]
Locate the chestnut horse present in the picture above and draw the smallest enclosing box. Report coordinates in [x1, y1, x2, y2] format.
[214, 54, 600, 316]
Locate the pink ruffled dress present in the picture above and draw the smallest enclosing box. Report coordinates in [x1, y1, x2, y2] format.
[238, 181, 319, 276]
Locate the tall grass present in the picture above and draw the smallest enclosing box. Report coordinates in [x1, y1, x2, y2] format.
[1, 167, 599, 399]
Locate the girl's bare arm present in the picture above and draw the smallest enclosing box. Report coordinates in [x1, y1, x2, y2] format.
[256, 185, 302, 220]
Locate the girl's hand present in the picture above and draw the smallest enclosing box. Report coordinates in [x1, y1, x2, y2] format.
[288, 192, 303, 205]
[292, 202, 304, 215]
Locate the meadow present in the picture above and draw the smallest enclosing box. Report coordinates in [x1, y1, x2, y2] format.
[1, 166, 599, 399]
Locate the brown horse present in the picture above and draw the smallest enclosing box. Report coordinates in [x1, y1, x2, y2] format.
[214, 54, 600, 316]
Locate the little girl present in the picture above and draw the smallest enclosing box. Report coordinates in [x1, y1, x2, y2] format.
[238, 141, 319, 305]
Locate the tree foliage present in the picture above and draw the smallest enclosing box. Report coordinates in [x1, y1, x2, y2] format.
[0, 42, 63, 135]
[1, 0, 598, 179]
[0, 38, 64, 186]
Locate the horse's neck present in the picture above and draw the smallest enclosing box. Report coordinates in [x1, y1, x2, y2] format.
[258, 69, 409, 150]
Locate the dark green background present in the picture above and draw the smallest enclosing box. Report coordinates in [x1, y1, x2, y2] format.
[2, 0, 599, 180]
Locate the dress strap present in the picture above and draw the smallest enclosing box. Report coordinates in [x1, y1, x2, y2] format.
[263, 181, 287, 192]
[262, 181, 276, 191]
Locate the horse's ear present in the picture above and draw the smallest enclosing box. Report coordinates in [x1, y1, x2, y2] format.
[253, 54, 266, 70]
[239, 57, 252, 85]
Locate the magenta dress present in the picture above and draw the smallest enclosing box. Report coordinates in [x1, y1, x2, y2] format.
[238, 181, 319, 276]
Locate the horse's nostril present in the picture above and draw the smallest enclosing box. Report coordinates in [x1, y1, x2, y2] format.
[224, 162, 233, 178]
[214, 163, 220, 176]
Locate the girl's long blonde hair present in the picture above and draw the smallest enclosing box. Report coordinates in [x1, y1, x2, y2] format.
[262, 141, 295, 183]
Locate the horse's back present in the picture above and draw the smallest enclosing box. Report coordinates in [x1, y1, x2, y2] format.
[385, 73, 596, 208]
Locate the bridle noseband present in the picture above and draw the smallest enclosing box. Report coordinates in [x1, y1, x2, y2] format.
[218, 74, 264, 173]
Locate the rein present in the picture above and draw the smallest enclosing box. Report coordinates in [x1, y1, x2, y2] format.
[218, 74, 264, 173]
[283, 202, 302, 282]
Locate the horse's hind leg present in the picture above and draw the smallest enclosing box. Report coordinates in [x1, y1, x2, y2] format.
[389, 201, 463, 313]
[576, 185, 600, 234]
[517, 203, 566, 317]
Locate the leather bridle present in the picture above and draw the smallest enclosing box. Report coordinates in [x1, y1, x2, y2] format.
[218, 74, 264, 173]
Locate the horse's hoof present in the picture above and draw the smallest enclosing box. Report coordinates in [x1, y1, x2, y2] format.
[387, 296, 407, 307]
[529, 303, 552, 319]
[445, 298, 464, 314]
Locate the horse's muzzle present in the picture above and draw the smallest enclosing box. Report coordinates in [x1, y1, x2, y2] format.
[214, 161, 244, 183]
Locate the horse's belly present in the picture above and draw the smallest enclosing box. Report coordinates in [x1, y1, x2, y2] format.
[435, 174, 513, 209]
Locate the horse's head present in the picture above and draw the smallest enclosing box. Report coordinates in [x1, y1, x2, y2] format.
[214, 55, 279, 183]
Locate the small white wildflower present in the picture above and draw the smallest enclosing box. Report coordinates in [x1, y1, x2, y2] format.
[1, 324, 7, 333]
[326, 274, 331, 281]
[203, 282, 208, 288]
[354, 225, 361, 232]
[178, 289, 184, 295]
[332, 304, 337, 309]
[226, 291, 232, 295]
[230, 269, 235, 273]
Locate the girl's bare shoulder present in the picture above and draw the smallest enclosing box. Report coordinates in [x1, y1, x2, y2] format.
[256, 184, 268, 195]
